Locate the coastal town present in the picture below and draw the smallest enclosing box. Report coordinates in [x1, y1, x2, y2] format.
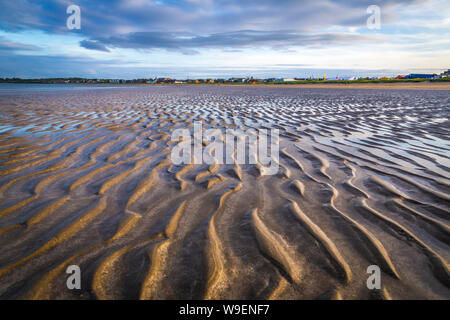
[1, 70, 449, 85]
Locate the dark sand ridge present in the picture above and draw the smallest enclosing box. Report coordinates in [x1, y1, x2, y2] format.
[0, 86, 448, 299]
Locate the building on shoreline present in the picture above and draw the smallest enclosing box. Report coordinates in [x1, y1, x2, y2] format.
[1, 69, 449, 84]
[404, 74, 437, 79]
[440, 70, 450, 78]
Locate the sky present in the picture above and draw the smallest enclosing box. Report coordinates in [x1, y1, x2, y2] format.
[0, 0, 449, 79]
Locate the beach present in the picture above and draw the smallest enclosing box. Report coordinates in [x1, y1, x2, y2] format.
[0, 85, 449, 300]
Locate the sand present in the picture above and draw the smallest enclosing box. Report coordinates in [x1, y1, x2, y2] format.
[0, 85, 448, 300]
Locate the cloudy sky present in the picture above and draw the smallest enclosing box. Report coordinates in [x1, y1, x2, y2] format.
[0, 0, 448, 79]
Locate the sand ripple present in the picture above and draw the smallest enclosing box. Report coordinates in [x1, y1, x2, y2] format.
[0, 86, 449, 299]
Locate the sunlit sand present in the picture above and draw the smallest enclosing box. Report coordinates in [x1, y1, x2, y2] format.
[0, 85, 448, 299]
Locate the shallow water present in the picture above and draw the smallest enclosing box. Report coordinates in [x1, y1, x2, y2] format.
[0, 85, 449, 299]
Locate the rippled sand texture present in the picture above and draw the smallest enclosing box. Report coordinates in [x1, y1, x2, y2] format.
[0, 86, 449, 300]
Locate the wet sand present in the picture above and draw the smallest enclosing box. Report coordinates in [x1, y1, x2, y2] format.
[0, 85, 449, 300]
